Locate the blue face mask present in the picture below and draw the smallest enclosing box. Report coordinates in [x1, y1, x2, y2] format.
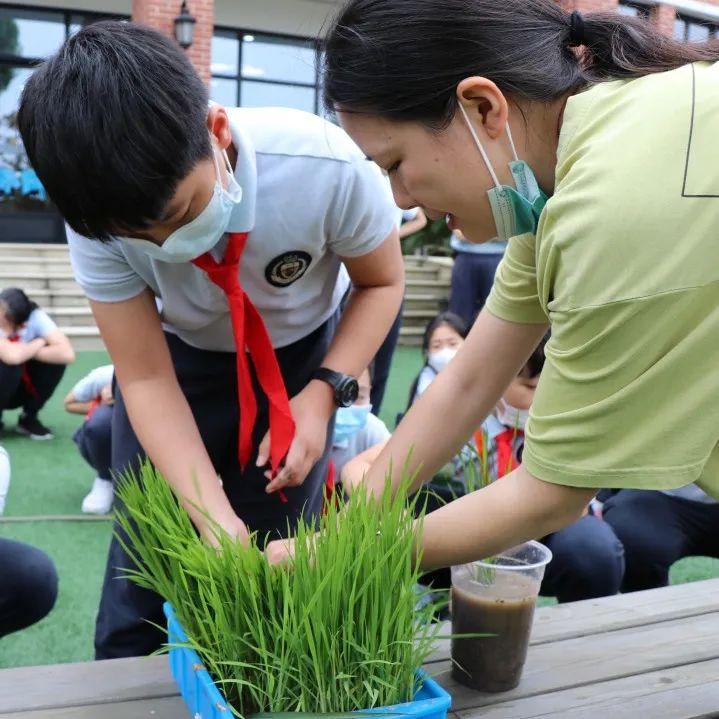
[121, 140, 243, 263]
[459, 104, 548, 241]
[334, 404, 372, 444]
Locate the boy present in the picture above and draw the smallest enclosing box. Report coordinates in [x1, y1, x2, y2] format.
[18, 22, 402, 659]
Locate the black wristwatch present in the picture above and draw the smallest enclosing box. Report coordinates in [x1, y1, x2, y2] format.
[311, 368, 359, 408]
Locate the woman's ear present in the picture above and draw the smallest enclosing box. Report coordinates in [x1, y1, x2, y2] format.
[456, 76, 509, 141]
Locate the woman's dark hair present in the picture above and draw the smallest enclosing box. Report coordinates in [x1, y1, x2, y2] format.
[323, 0, 719, 126]
[405, 311, 469, 412]
[18, 21, 212, 241]
[0, 288, 38, 328]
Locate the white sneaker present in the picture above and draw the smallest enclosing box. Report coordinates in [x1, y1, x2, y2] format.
[81, 477, 114, 515]
[0, 446, 10, 516]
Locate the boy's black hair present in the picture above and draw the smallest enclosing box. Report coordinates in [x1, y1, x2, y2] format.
[17, 21, 212, 241]
[0, 288, 38, 328]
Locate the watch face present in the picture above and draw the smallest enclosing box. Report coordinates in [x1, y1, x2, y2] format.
[337, 377, 359, 407]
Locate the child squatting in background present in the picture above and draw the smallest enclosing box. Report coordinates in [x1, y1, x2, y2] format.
[0, 288, 75, 440]
[64, 365, 115, 515]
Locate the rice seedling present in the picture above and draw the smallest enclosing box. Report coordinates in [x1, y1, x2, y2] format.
[115, 460, 443, 718]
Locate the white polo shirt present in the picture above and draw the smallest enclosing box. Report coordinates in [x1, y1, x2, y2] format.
[67, 107, 397, 350]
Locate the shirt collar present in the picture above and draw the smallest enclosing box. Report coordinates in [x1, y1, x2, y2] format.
[226, 111, 257, 233]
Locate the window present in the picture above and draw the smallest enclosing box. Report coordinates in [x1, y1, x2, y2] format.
[617, 2, 652, 18]
[674, 14, 718, 42]
[0, 4, 124, 241]
[211, 29, 320, 115]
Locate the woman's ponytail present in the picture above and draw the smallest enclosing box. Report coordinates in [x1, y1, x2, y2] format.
[575, 10, 719, 80]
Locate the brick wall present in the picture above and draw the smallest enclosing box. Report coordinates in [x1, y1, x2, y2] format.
[131, 0, 213, 83]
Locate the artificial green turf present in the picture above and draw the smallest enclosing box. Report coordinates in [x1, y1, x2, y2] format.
[0, 346, 717, 668]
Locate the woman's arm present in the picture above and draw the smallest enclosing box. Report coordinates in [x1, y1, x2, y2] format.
[0, 337, 46, 365]
[362, 310, 548, 498]
[418, 464, 595, 570]
[34, 329, 76, 365]
[90, 289, 248, 544]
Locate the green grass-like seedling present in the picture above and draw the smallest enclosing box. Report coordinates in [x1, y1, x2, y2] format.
[115, 460, 442, 718]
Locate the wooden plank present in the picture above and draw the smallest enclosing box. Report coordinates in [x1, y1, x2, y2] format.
[0, 696, 186, 719]
[426, 578, 719, 664]
[457, 657, 719, 719]
[0, 656, 176, 715]
[428, 611, 719, 711]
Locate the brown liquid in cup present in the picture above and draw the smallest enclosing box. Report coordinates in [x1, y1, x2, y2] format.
[451, 574, 537, 692]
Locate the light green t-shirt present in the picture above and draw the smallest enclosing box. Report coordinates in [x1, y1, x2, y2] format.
[485, 62, 719, 498]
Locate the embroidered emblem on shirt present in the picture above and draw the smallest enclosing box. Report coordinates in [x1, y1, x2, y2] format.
[265, 251, 312, 287]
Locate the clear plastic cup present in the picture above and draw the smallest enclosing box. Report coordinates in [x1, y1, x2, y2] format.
[450, 540, 553, 692]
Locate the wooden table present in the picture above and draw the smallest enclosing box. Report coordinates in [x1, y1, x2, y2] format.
[1, 579, 718, 718]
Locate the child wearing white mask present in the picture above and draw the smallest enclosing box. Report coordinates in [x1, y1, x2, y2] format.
[409, 312, 468, 406]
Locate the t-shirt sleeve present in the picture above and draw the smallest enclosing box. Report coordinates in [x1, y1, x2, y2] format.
[485, 232, 549, 324]
[66, 226, 148, 303]
[72, 365, 114, 402]
[327, 159, 399, 258]
[523, 283, 719, 494]
[26, 309, 58, 340]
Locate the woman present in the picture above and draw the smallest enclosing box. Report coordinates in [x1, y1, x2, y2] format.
[0, 288, 75, 439]
[267, 1, 719, 571]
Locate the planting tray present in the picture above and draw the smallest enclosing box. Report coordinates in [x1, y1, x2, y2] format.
[164, 603, 452, 719]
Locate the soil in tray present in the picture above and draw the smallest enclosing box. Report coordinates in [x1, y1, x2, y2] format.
[450, 573, 537, 692]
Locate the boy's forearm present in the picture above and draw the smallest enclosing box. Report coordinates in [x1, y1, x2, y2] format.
[417, 465, 596, 571]
[121, 375, 237, 532]
[35, 343, 75, 365]
[0, 338, 45, 365]
[65, 401, 93, 415]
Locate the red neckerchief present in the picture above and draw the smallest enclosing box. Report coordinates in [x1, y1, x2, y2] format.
[8, 335, 39, 399]
[192, 232, 295, 481]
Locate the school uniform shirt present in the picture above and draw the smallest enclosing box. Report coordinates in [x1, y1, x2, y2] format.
[66, 107, 398, 350]
[71, 365, 114, 403]
[485, 61, 719, 498]
[0, 308, 57, 342]
[331, 413, 391, 478]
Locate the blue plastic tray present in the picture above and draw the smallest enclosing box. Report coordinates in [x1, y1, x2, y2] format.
[164, 603, 451, 719]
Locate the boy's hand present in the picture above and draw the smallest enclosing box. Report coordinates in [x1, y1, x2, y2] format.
[257, 380, 334, 494]
[199, 509, 251, 549]
[265, 537, 296, 566]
